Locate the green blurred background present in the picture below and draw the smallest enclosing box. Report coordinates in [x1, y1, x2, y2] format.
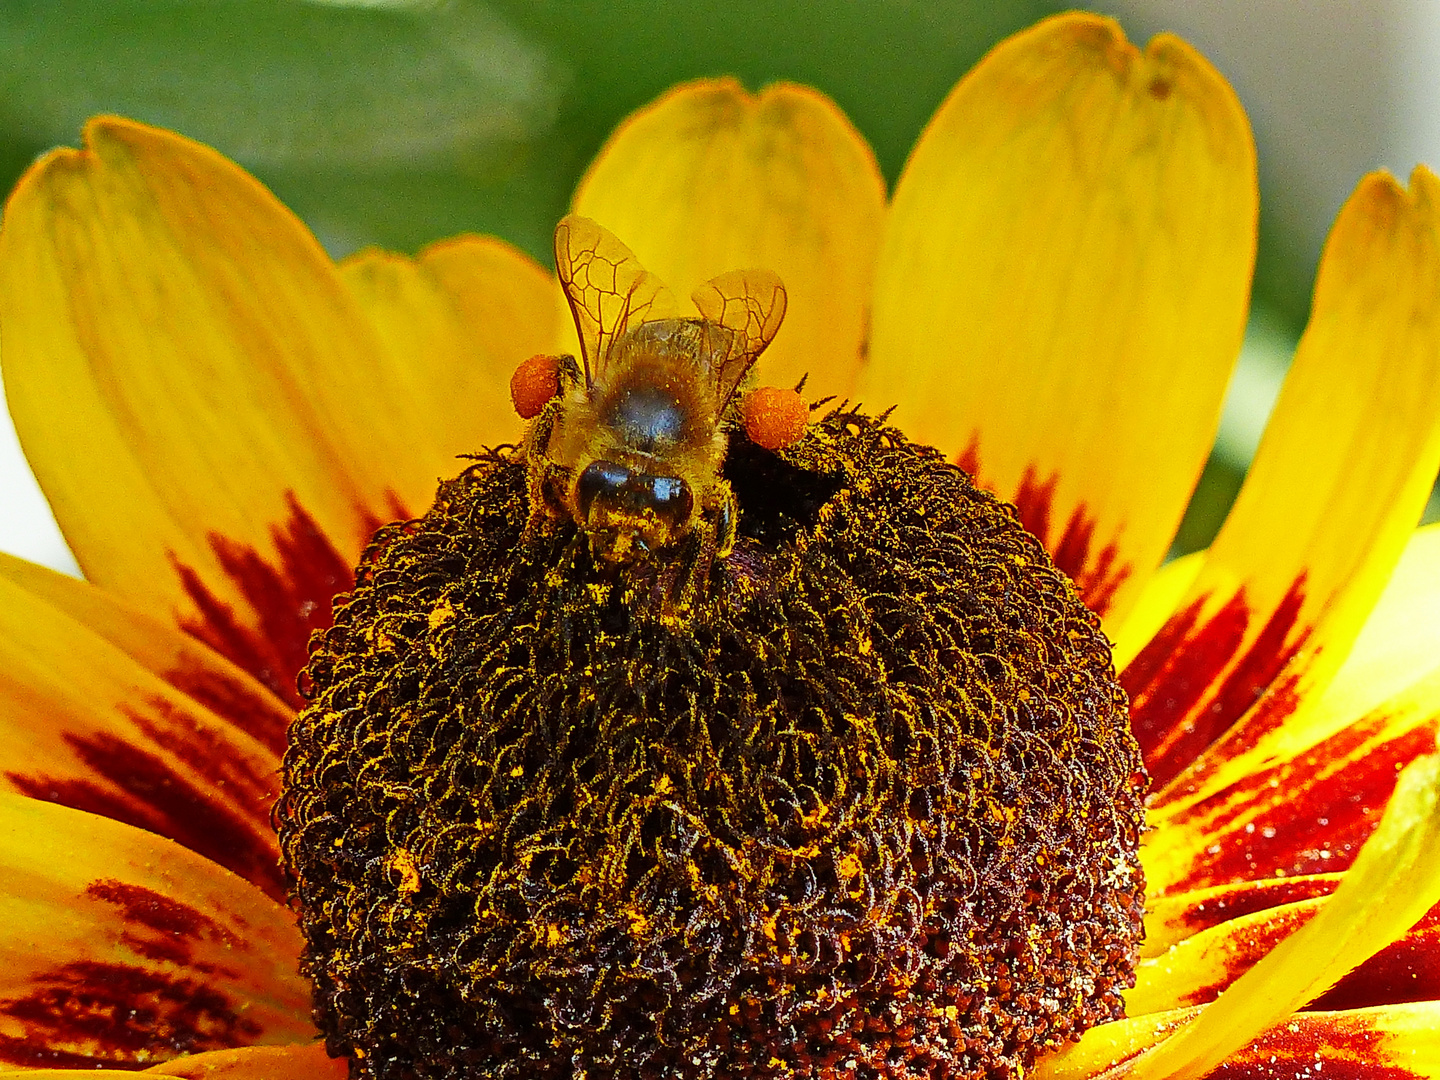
[1, 0, 1435, 571]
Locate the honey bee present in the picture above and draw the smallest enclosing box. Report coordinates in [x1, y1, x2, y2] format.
[515, 216, 792, 597]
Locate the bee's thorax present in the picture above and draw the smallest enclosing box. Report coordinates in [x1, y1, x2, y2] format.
[603, 383, 690, 451]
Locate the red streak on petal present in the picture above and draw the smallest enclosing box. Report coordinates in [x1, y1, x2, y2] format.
[1125, 577, 1309, 787]
[1227, 672, 1308, 758]
[1123, 593, 1207, 706]
[86, 879, 231, 939]
[162, 659, 293, 757]
[1155, 672, 1308, 809]
[1162, 712, 1440, 893]
[84, 880, 241, 974]
[1205, 1012, 1417, 1080]
[5, 698, 284, 901]
[1174, 902, 1320, 1007]
[124, 697, 276, 814]
[1052, 506, 1130, 617]
[954, 432, 982, 483]
[1127, 592, 1250, 759]
[173, 491, 405, 709]
[1005, 465, 1132, 618]
[1203, 582, 1308, 740]
[1012, 466, 1058, 548]
[1162, 876, 1340, 941]
[369, 489, 411, 532]
[1309, 901, 1440, 1011]
[0, 960, 262, 1070]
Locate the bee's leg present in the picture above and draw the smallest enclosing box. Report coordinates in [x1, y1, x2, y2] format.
[659, 533, 704, 622]
[522, 402, 569, 541]
[655, 544, 689, 620]
[524, 463, 573, 544]
[666, 482, 736, 614]
[519, 356, 584, 543]
[712, 483, 737, 561]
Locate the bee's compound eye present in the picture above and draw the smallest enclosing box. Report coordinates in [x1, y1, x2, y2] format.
[644, 475, 693, 528]
[511, 354, 560, 419]
[576, 460, 633, 518]
[576, 461, 693, 532]
[742, 386, 808, 450]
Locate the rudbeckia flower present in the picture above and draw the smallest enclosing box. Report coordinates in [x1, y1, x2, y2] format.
[1, 9, 1438, 1078]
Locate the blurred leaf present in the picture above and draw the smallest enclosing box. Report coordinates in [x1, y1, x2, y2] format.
[488, 0, 1056, 190]
[1170, 455, 1247, 557]
[0, 0, 558, 170]
[265, 158, 570, 267]
[0, 0, 1056, 261]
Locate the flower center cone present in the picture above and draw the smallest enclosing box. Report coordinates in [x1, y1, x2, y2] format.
[278, 409, 1146, 1080]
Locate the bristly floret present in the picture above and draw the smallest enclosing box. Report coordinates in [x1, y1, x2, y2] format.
[277, 408, 1146, 1080]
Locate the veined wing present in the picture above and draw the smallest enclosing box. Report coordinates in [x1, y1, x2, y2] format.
[691, 268, 788, 410]
[554, 215, 675, 386]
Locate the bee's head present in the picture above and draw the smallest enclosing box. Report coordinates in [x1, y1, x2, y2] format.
[574, 458, 693, 562]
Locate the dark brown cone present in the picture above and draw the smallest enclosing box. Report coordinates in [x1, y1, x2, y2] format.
[278, 409, 1146, 1080]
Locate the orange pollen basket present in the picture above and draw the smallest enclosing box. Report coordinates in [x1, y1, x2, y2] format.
[510, 354, 561, 420]
[742, 386, 808, 450]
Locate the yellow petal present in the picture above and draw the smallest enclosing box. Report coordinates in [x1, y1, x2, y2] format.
[1138, 871, 1440, 1020]
[0, 1042, 345, 1079]
[1143, 658, 1440, 896]
[0, 117, 418, 675]
[571, 78, 885, 395]
[1139, 880, 1438, 1015]
[339, 234, 558, 459]
[0, 551, 293, 754]
[1129, 752, 1440, 1080]
[1310, 523, 1440, 738]
[1033, 1007, 1197, 1080]
[1142, 874, 1339, 958]
[0, 1045, 340, 1080]
[1147, 524, 1440, 841]
[1130, 892, 1326, 1014]
[0, 568, 284, 899]
[862, 12, 1257, 626]
[1128, 169, 1440, 791]
[0, 794, 313, 1071]
[143, 1043, 344, 1078]
[420, 234, 558, 379]
[1039, 1003, 1440, 1080]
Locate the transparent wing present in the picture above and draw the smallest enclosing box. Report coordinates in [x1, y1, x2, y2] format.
[690, 268, 788, 409]
[553, 215, 675, 386]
